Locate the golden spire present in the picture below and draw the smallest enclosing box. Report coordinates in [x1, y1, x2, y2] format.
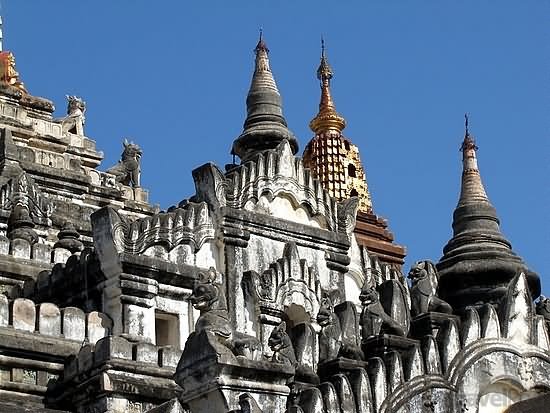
[309, 38, 346, 134]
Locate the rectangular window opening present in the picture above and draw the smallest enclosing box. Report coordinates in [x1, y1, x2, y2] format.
[155, 311, 180, 348]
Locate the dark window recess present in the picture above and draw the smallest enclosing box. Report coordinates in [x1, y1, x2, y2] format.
[350, 189, 359, 197]
[348, 164, 357, 178]
[155, 311, 180, 348]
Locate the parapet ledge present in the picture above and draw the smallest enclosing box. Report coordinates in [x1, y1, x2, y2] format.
[0, 295, 112, 345]
[62, 336, 182, 383]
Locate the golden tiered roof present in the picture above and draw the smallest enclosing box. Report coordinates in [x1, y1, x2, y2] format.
[303, 41, 372, 214]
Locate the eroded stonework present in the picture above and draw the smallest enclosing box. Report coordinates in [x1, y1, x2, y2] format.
[0, 31, 546, 413]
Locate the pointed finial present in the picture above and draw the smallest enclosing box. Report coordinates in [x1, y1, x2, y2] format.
[461, 113, 477, 153]
[309, 37, 345, 134]
[255, 27, 268, 53]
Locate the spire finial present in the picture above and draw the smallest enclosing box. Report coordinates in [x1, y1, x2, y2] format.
[309, 37, 346, 134]
[255, 27, 268, 54]
[461, 112, 477, 153]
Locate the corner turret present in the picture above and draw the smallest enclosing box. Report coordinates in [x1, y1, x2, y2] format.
[231, 32, 298, 162]
[437, 115, 540, 310]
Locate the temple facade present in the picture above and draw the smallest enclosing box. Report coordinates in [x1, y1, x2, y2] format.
[0, 28, 548, 413]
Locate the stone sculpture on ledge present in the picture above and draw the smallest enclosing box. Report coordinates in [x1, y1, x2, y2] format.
[268, 321, 297, 367]
[188, 267, 259, 359]
[317, 293, 343, 362]
[107, 139, 143, 187]
[408, 260, 453, 316]
[360, 283, 406, 339]
[55, 95, 86, 135]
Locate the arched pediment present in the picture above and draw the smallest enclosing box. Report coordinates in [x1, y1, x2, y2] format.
[192, 141, 359, 236]
[242, 241, 322, 318]
[244, 192, 328, 229]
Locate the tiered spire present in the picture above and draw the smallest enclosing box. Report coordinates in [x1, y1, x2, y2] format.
[303, 40, 373, 214]
[437, 115, 540, 311]
[457, 114, 489, 206]
[309, 38, 346, 134]
[231, 31, 298, 162]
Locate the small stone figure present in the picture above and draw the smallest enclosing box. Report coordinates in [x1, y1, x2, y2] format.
[189, 267, 259, 357]
[536, 295, 550, 321]
[268, 321, 297, 367]
[317, 294, 342, 362]
[56, 95, 86, 135]
[360, 284, 405, 339]
[408, 261, 453, 316]
[107, 139, 142, 187]
[318, 294, 364, 361]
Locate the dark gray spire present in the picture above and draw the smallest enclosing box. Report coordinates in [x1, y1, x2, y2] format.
[231, 33, 298, 162]
[437, 120, 540, 311]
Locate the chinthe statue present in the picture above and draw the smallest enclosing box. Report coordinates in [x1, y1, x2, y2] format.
[187, 267, 259, 359]
[106, 139, 142, 188]
[55, 95, 86, 135]
[360, 284, 406, 339]
[268, 321, 297, 367]
[408, 260, 453, 316]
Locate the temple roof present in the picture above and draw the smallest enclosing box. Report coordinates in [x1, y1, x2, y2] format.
[437, 116, 540, 309]
[231, 32, 298, 162]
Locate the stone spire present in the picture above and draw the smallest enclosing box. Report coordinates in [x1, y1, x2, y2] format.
[457, 115, 489, 206]
[309, 38, 346, 135]
[437, 116, 540, 311]
[231, 32, 298, 162]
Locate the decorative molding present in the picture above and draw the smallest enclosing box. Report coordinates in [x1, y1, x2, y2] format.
[0, 171, 54, 225]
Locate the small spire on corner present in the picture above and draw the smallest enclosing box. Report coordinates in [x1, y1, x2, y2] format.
[464, 113, 469, 137]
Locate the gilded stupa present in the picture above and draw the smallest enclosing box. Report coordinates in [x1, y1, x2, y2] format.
[303, 41, 405, 266]
[303, 40, 372, 214]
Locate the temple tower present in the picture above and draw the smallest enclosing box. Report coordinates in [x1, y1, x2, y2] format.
[437, 116, 540, 310]
[302, 42, 405, 266]
[231, 32, 298, 163]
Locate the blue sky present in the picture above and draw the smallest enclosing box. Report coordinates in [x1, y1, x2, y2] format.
[4, 2, 549, 292]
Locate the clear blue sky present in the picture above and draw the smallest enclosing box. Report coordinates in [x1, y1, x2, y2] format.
[5, 2, 549, 292]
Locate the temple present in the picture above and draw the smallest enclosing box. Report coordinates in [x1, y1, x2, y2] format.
[0, 26, 548, 413]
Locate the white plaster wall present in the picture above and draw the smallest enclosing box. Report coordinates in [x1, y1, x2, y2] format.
[124, 304, 155, 343]
[348, 236, 364, 282]
[344, 272, 362, 306]
[246, 194, 327, 229]
[194, 240, 219, 269]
